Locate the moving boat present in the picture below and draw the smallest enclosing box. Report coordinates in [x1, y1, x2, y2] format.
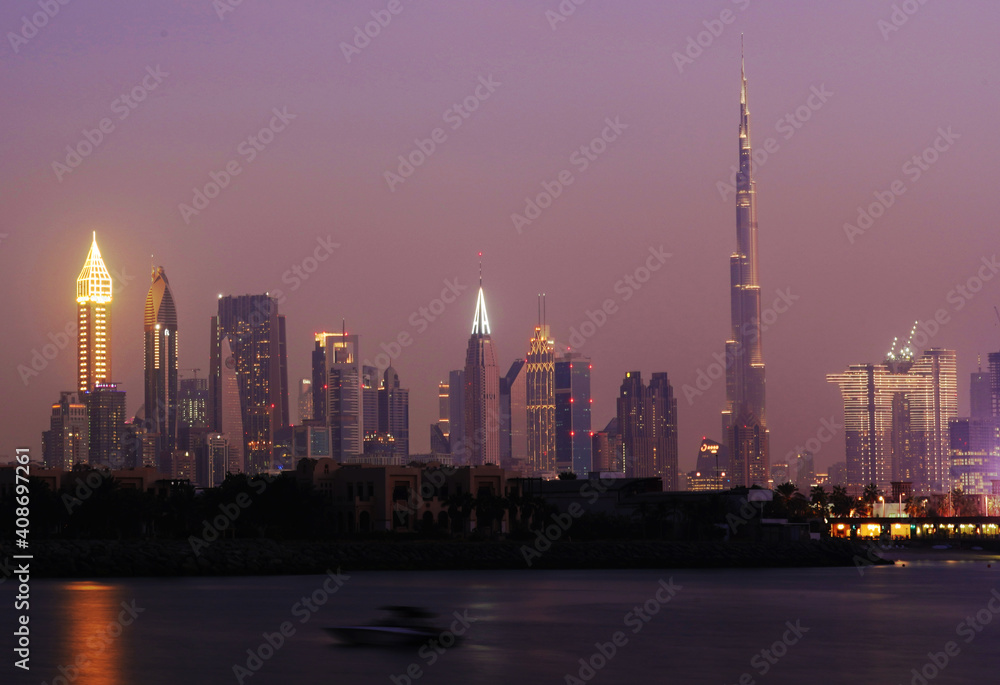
[325, 606, 459, 648]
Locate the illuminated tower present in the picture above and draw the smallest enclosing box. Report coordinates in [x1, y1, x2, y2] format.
[722, 45, 769, 487]
[555, 352, 592, 477]
[313, 331, 363, 458]
[76, 232, 112, 393]
[143, 266, 178, 459]
[463, 258, 500, 466]
[526, 296, 555, 475]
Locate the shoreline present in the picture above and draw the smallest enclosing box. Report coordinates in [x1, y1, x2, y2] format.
[3, 538, 890, 578]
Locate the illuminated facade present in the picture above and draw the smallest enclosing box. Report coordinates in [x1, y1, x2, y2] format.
[618, 372, 678, 487]
[463, 281, 500, 466]
[828, 347, 958, 493]
[721, 50, 769, 488]
[210, 295, 288, 474]
[378, 366, 409, 462]
[76, 233, 112, 393]
[86, 382, 127, 467]
[313, 332, 363, 459]
[42, 391, 89, 469]
[526, 318, 556, 475]
[143, 266, 178, 460]
[949, 417, 1000, 495]
[555, 353, 592, 476]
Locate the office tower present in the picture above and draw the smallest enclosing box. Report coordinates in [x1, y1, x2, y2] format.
[792, 451, 815, 488]
[971, 361, 991, 419]
[721, 50, 769, 488]
[989, 352, 1000, 418]
[500, 359, 527, 471]
[179, 377, 208, 430]
[694, 438, 730, 489]
[86, 382, 127, 468]
[448, 369, 465, 459]
[463, 269, 500, 466]
[143, 266, 178, 460]
[298, 378, 313, 424]
[555, 352, 592, 477]
[76, 232, 112, 393]
[313, 332, 362, 459]
[431, 380, 451, 455]
[42, 391, 89, 469]
[378, 366, 409, 462]
[362, 365, 380, 438]
[828, 462, 848, 487]
[828, 345, 958, 493]
[593, 418, 624, 473]
[949, 417, 1000, 495]
[526, 306, 556, 475]
[210, 295, 289, 473]
[205, 433, 233, 486]
[213, 336, 245, 475]
[617, 372, 678, 487]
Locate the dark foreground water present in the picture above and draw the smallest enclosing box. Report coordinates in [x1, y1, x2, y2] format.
[4, 552, 1000, 685]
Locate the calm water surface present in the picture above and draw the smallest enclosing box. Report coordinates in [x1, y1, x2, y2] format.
[4, 553, 999, 684]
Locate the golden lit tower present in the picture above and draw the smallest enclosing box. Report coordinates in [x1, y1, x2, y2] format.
[526, 294, 555, 475]
[76, 232, 113, 393]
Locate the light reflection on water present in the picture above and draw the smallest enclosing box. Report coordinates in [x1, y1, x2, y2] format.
[7, 558, 999, 685]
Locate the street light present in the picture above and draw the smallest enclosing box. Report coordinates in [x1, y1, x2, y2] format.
[879, 496, 885, 518]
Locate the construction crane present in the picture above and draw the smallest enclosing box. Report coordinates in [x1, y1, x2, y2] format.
[180, 368, 201, 379]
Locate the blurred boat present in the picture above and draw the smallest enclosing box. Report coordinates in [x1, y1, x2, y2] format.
[325, 606, 458, 648]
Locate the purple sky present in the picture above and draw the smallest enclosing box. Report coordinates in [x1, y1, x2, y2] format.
[2, 1, 999, 477]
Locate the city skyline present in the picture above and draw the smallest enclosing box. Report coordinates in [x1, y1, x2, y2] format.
[4, 3, 1000, 480]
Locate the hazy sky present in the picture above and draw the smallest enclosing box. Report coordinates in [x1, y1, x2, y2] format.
[3, 1, 999, 477]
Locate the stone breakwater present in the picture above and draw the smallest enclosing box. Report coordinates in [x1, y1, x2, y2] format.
[1, 539, 890, 578]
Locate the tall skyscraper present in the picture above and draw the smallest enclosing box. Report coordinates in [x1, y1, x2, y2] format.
[617, 371, 678, 487]
[463, 266, 500, 466]
[42, 391, 89, 469]
[86, 382, 127, 468]
[555, 352, 592, 477]
[143, 266, 178, 460]
[828, 345, 958, 493]
[215, 336, 245, 474]
[179, 377, 208, 430]
[438, 380, 450, 442]
[77, 233, 112, 393]
[297, 378, 313, 424]
[313, 332, 363, 459]
[500, 359, 527, 471]
[362, 364, 380, 438]
[210, 294, 288, 473]
[971, 358, 991, 419]
[526, 303, 556, 475]
[378, 366, 409, 462]
[721, 49, 769, 488]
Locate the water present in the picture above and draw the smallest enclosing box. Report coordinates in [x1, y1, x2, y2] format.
[5, 553, 999, 684]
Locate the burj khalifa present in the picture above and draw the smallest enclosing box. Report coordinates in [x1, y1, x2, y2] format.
[721, 46, 769, 487]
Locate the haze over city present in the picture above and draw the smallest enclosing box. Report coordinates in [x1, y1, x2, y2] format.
[3, 0, 999, 477]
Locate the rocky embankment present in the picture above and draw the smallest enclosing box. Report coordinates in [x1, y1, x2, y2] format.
[3, 538, 890, 577]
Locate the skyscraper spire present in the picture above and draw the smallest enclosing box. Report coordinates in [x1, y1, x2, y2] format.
[472, 253, 491, 335]
[77, 233, 113, 392]
[463, 254, 499, 466]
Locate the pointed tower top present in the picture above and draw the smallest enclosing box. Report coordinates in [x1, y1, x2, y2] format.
[472, 254, 491, 336]
[77, 232, 113, 304]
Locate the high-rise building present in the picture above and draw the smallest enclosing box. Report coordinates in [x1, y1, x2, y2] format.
[362, 365, 380, 439]
[210, 294, 287, 473]
[313, 332, 362, 459]
[76, 233, 112, 393]
[592, 418, 624, 474]
[437, 380, 450, 441]
[448, 369, 465, 459]
[143, 266, 178, 460]
[555, 352, 592, 477]
[949, 417, 999, 495]
[989, 352, 1000, 418]
[378, 366, 409, 462]
[828, 346, 958, 493]
[971, 360, 991, 419]
[179, 377, 208, 430]
[692, 438, 729, 489]
[500, 359, 527, 472]
[721, 50, 769, 488]
[617, 371, 678, 487]
[297, 378, 313, 424]
[42, 391, 89, 469]
[648, 373, 679, 490]
[86, 382, 127, 468]
[526, 313, 556, 475]
[792, 451, 815, 489]
[463, 271, 500, 466]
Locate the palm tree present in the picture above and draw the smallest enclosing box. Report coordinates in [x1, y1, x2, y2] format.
[830, 486, 853, 518]
[810, 486, 829, 517]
